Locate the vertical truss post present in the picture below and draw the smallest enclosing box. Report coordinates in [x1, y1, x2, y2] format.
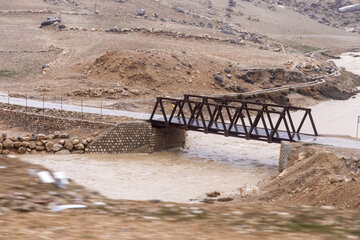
[308, 110, 318, 136]
[159, 99, 168, 125]
[286, 107, 296, 133]
[149, 98, 159, 121]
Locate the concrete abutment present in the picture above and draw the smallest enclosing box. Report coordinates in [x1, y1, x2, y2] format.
[86, 121, 186, 154]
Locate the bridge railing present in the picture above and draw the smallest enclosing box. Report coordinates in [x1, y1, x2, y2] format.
[149, 96, 318, 143]
[183, 94, 318, 136]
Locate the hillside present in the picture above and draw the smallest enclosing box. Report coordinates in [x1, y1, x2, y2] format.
[0, 0, 359, 111]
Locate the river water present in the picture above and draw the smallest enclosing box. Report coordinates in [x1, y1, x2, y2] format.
[21, 51, 360, 203]
[22, 135, 279, 203]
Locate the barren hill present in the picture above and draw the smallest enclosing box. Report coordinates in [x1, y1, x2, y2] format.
[0, 0, 359, 110]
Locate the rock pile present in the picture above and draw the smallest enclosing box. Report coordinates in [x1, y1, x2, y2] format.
[213, 68, 308, 91]
[0, 132, 93, 155]
[68, 87, 143, 98]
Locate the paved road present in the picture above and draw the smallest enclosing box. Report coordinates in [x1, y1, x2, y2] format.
[0, 93, 152, 120]
[0, 77, 326, 121]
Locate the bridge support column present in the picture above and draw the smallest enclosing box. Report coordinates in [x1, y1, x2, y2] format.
[279, 141, 292, 172]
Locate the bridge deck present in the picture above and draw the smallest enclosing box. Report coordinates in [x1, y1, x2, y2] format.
[151, 116, 314, 142]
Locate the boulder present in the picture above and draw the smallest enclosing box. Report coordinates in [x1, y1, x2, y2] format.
[214, 75, 223, 83]
[64, 141, 73, 151]
[130, 89, 140, 95]
[52, 144, 63, 152]
[21, 136, 31, 142]
[22, 142, 30, 148]
[42, 64, 50, 69]
[59, 139, 65, 145]
[74, 143, 85, 150]
[45, 142, 54, 152]
[81, 139, 88, 145]
[29, 141, 37, 149]
[36, 134, 47, 141]
[3, 139, 14, 149]
[72, 139, 80, 145]
[136, 8, 145, 16]
[40, 17, 61, 27]
[2, 150, 10, 155]
[54, 131, 61, 138]
[36, 146, 45, 151]
[17, 147, 27, 154]
[14, 142, 22, 148]
[60, 133, 70, 139]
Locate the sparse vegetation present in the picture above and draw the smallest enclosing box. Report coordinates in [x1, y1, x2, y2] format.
[0, 70, 15, 77]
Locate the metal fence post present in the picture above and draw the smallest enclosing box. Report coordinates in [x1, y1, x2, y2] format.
[81, 99, 83, 120]
[25, 93, 27, 112]
[42, 94, 45, 115]
[60, 98, 63, 118]
[7, 90, 9, 109]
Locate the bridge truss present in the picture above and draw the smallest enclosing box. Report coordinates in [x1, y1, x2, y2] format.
[149, 94, 318, 143]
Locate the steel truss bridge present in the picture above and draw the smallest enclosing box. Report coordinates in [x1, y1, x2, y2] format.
[149, 94, 318, 143]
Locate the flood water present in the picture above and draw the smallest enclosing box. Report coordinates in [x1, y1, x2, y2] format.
[294, 52, 360, 138]
[22, 51, 360, 203]
[22, 133, 279, 203]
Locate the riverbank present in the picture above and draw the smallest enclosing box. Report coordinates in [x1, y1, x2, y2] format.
[1, 155, 360, 240]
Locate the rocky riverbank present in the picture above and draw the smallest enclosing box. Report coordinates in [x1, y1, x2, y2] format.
[0, 131, 93, 155]
[236, 143, 360, 210]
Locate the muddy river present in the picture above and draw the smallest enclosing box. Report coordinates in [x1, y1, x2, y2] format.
[22, 133, 279, 203]
[21, 51, 360, 203]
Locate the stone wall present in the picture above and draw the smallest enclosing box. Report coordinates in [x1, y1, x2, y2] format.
[0, 108, 114, 132]
[87, 122, 186, 154]
[278, 141, 293, 172]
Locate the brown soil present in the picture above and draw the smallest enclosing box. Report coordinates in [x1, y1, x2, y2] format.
[236, 144, 360, 210]
[260, 0, 360, 32]
[1, 155, 360, 240]
[1, 0, 359, 110]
